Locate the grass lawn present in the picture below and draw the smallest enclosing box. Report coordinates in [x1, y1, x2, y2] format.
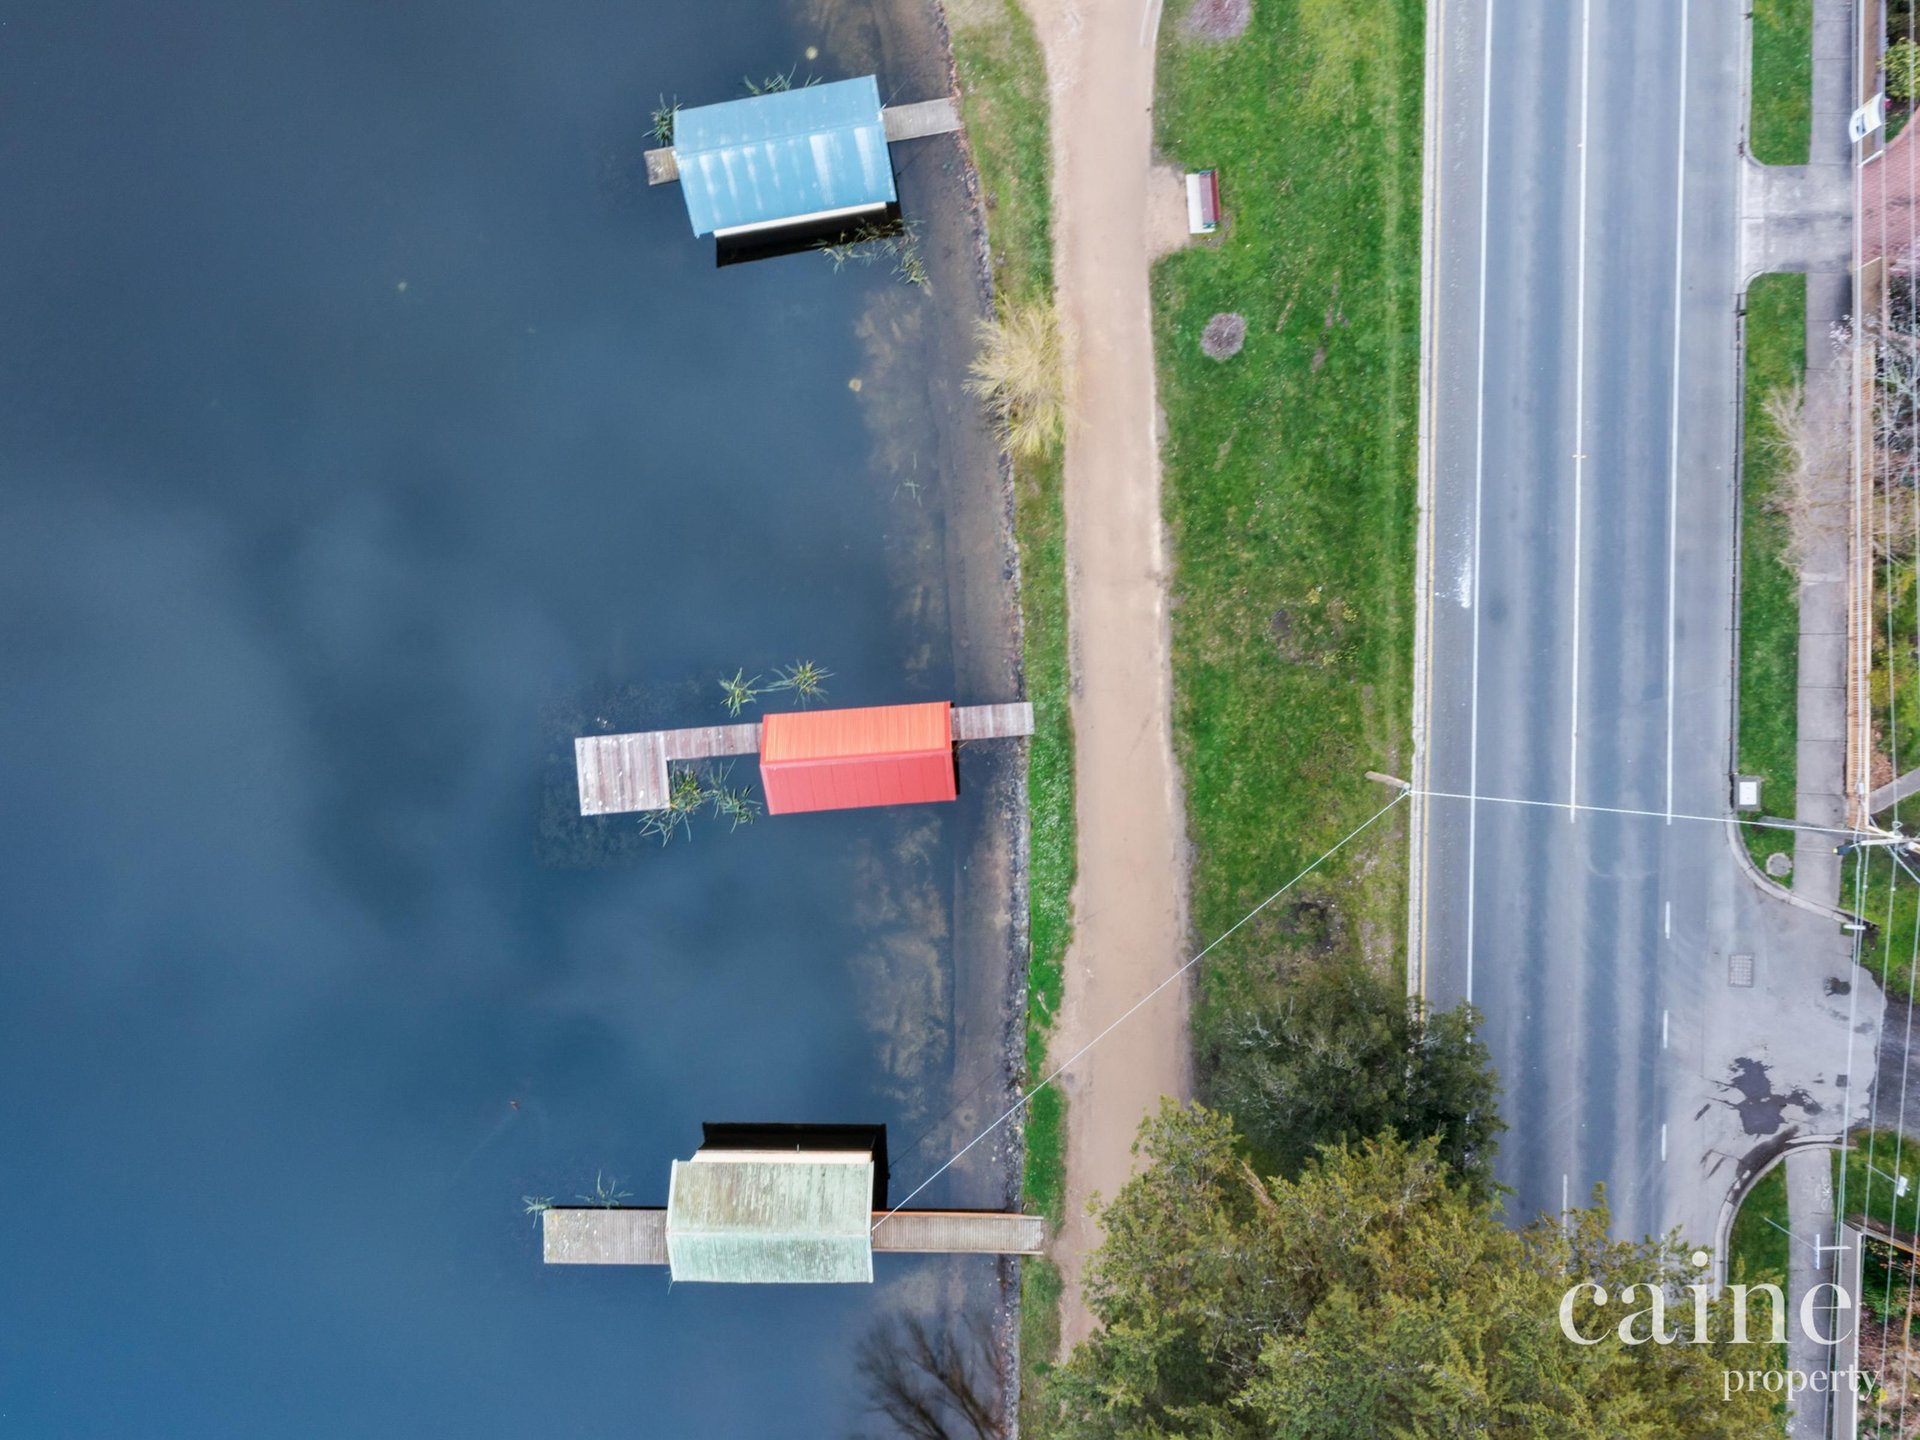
[1749, 0, 1812, 165]
[1152, 0, 1423, 1023]
[1851, 848, 1920, 996]
[1738, 273, 1805, 876]
[1728, 1161, 1790, 1287]
[951, 0, 1071, 1408]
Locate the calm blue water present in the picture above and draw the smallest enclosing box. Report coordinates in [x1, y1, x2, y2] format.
[0, 2, 1017, 1434]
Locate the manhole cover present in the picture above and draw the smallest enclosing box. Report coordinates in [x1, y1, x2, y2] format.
[1765, 851, 1793, 878]
[1729, 954, 1756, 987]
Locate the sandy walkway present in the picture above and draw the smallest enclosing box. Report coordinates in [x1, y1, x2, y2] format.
[1019, 0, 1193, 1350]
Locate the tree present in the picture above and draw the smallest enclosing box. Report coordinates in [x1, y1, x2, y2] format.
[1207, 960, 1505, 1198]
[1035, 1103, 1780, 1440]
[1889, 38, 1920, 102]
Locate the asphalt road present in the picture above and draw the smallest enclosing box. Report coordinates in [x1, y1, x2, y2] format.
[1414, 0, 1875, 1251]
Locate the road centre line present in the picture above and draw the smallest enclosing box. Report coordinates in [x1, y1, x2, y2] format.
[1663, 0, 1691, 823]
[1567, 0, 1592, 824]
[1661, 1123, 1668, 1161]
[1464, 0, 1496, 1001]
[1664, 900, 1671, 938]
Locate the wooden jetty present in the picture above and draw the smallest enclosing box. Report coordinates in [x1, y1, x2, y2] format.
[541, 1207, 1046, 1267]
[951, 701, 1033, 743]
[643, 97, 961, 191]
[644, 147, 679, 185]
[880, 97, 963, 142]
[574, 703, 1034, 817]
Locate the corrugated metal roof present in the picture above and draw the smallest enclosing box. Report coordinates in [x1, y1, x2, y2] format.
[672, 76, 897, 237]
[760, 702, 952, 762]
[758, 702, 956, 814]
[665, 1151, 875, 1283]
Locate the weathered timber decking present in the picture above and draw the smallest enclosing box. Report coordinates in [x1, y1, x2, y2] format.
[951, 701, 1033, 742]
[644, 147, 679, 185]
[880, 98, 961, 142]
[659, 722, 763, 762]
[868, 1209, 1046, 1254]
[575, 704, 1030, 815]
[574, 732, 669, 815]
[541, 1206, 1044, 1266]
[544, 1207, 669, 1265]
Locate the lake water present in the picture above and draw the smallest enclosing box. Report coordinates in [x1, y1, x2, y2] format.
[0, 1, 1024, 1433]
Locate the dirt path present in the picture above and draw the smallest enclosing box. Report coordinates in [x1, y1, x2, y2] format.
[1019, 0, 1193, 1350]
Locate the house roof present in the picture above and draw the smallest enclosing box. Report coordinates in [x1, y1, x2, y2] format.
[672, 76, 897, 237]
[664, 1150, 875, 1283]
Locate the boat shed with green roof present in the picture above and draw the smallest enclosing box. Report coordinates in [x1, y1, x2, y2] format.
[663, 1147, 876, 1283]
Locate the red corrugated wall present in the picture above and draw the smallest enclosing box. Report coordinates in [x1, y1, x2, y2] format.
[758, 703, 957, 815]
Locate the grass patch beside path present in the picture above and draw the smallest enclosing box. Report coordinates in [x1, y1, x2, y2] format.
[1850, 849, 1920, 996]
[1739, 273, 1805, 876]
[1750, 0, 1812, 165]
[951, 0, 1071, 1410]
[1152, 0, 1422, 1021]
[1728, 1161, 1790, 1288]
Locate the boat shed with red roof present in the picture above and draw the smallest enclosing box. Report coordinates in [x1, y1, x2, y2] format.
[757, 701, 957, 815]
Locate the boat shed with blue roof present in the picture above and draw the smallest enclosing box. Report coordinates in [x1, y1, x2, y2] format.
[670, 76, 898, 238]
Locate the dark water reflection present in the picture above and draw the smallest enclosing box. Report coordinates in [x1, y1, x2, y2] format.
[0, 2, 1020, 1434]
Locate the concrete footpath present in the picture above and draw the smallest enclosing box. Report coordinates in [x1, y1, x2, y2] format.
[1738, 5, 1860, 1439]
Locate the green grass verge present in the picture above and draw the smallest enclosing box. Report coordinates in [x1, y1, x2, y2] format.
[1749, 0, 1812, 165]
[1018, 1254, 1064, 1420]
[1842, 1131, 1920, 1240]
[1725, 1163, 1790, 1427]
[1850, 849, 1920, 996]
[1728, 1161, 1790, 1288]
[1738, 273, 1805, 876]
[951, 0, 1071, 1406]
[1152, 0, 1422, 1023]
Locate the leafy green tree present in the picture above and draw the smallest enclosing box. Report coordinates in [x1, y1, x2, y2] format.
[1036, 1103, 1780, 1440]
[1889, 38, 1920, 102]
[1208, 960, 1504, 1198]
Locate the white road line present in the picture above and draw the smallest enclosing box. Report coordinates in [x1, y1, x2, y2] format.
[1464, 0, 1496, 999]
[1567, 0, 1592, 824]
[1662, 1009, 1670, 1049]
[1661, 1123, 1668, 1161]
[1664, 900, 1671, 938]
[1562, 1172, 1570, 1220]
[1663, 0, 1691, 823]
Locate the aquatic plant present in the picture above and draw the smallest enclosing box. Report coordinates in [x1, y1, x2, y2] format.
[769, 659, 832, 704]
[639, 766, 711, 846]
[817, 220, 927, 288]
[577, 1172, 632, 1208]
[742, 67, 800, 96]
[522, 1195, 553, 1225]
[650, 96, 678, 146]
[719, 667, 764, 717]
[966, 299, 1066, 460]
[708, 770, 763, 831]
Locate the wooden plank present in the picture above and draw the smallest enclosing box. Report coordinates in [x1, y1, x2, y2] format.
[869, 1210, 1046, 1254]
[644, 147, 679, 185]
[575, 732, 668, 815]
[543, 1207, 669, 1265]
[881, 98, 962, 142]
[951, 702, 1035, 742]
[658, 722, 762, 762]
